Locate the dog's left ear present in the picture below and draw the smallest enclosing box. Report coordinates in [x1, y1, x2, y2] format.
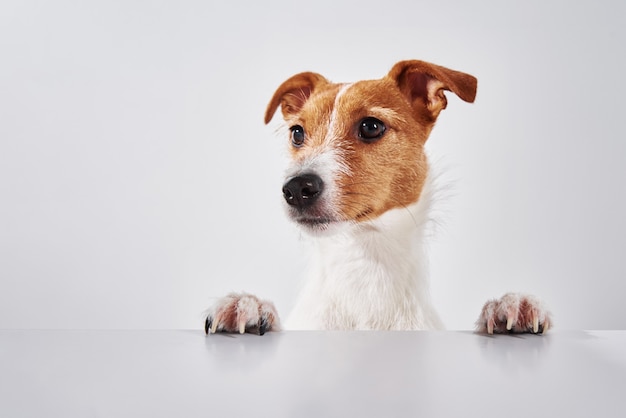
[264, 72, 329, 124]
[388, 60, 477, 121]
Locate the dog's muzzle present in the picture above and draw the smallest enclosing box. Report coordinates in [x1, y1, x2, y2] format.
[282, 174, 324, 209]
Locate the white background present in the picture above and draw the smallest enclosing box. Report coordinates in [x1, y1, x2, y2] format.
[1, 0, 625, 330]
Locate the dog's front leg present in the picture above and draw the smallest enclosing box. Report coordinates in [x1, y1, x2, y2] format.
[476, 293, 552, 335]
[205, 293, 280, 335]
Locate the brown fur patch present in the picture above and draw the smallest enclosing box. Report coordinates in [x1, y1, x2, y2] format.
[331, 79, 430, 220]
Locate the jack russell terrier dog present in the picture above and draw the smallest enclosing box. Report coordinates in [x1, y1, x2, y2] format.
[205, 59, 551, 336]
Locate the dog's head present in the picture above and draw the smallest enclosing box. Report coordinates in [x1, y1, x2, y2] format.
[264, 60, 477, 235]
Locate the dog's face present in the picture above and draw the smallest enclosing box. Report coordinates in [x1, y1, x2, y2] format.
[264, 60, 477, 235]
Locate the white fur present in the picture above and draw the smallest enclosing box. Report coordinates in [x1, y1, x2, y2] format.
[285, 174, 444, 330]
[323, 83, 353, 146]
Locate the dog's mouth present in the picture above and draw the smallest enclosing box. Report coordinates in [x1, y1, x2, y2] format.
[290, 212, 348, 235]
[291, 207, 375, 232]
[294, 216, 335, 228]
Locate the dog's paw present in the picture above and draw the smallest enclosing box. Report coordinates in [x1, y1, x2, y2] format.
[205, 293, 280, 335]
[476, 293, 552, 335]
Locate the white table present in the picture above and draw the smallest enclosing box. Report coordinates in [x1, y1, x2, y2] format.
[1, 330, 624, 417]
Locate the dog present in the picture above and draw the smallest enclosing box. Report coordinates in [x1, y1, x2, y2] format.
[204, 60, 551, 335]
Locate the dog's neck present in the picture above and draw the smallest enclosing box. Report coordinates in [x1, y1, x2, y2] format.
[314, 191, 431, 273]
[286, 175, 444, 330]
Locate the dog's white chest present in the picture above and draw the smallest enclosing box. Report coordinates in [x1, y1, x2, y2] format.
[285, 201, 444, 331]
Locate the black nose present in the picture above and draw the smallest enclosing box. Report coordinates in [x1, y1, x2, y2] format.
[282, 174, 324, 208]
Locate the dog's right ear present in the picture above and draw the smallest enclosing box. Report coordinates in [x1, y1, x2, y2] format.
[387, 60, 477, 122]
[264, 72, 328, 124]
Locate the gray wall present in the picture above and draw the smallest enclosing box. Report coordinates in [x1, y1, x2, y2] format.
[1, 0, 625, 330]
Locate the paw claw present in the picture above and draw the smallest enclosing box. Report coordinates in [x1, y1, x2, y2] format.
[259, 315, 271, 336]
[476, 293, 551, 335]
[204, 293, 280, 335]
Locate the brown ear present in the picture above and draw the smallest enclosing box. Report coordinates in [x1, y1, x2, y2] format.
[264, 72, 328, 124]
[387, 60, 477, 121]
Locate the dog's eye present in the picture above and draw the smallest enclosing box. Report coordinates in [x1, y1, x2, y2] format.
[290, 125, 305, 147]
[358, 117, 386, 143]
